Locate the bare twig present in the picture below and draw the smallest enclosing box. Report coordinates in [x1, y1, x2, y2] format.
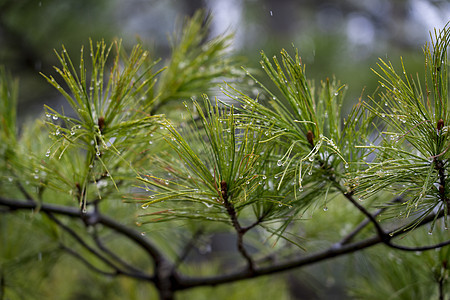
[434, 158, 449, 214]
[221, 181, 255, 272]
[173, 229, 203, 269]
[174, 209, 446, 290]
[241, 211, 269, 233]
[342, 192, 389, 241]
[93, 229, 146, 274]
[0, 269, 4, 300]
[339, 207, 384, 245]
[0, 196, 447, 296]
[60, 244, 120, 277]
[46, 212, 112, 266]
[385, 239, 450, 252]
[339, 197, 403, 245]
[0, 197, 166, 269]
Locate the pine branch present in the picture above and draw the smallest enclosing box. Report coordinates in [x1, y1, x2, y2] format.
[1, 195, 446, 294]
[222, 180, 255, 272]
[92, 228, 147, 275]
[0, 196, 166, 266]
[59, 244, 122, 278]
[172, 229, 203, 270]
[174, 209, 446, 291]
[342, 191, 389, 241]
[339, 197, 404, 245]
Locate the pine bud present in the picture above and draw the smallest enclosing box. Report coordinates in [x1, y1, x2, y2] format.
[439, 184, 445, 195]
[306, 130, 314, 147]
[98, 116, 105, 132]
[221, 181, 227, 199]
[437, 119, 444, 131]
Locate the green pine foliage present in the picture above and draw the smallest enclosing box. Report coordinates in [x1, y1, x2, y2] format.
[352, 25, 450, 230]
[0, 11, 449, 300]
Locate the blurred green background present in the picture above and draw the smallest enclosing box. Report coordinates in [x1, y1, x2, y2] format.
[1, 0, 449, 117]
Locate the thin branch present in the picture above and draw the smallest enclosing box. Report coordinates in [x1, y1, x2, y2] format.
[221, 181, 255, 272]
[241, 211, 269, 233]
[61, 242, 152, 281]
[45, 211, 115, 268]
[173, 229, 203, 270]
[60, 244, 119, 277]
[340, 217, 374, 245]
[386, 239, 450, 252]
[173, 209, 445, 290]
[339, 189, 448, 253]
[45, 211, 153, 280]
[93, 229, 147, 275]
[438, 275, 445, 300]
[0, 269, 4, 300]
[342, 192, 389, 241]
[1, 195, 447, 294]
[434, 157, 449, 214]
[0, 196, 167, 268]
[15, 180, 35, 202]
[176, 233, 382, 290]
[339, 197, 403, 245]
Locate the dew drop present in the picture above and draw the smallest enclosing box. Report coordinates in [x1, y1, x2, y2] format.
[323, 206, 328, 211]
[45, 150, 51, 157]
[142, 204, 149, 209]
[203, 202, 214, 208]
[277, 160, 283, 166]
[269, 10, 273, 16]
[52, 115, 58, 120]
